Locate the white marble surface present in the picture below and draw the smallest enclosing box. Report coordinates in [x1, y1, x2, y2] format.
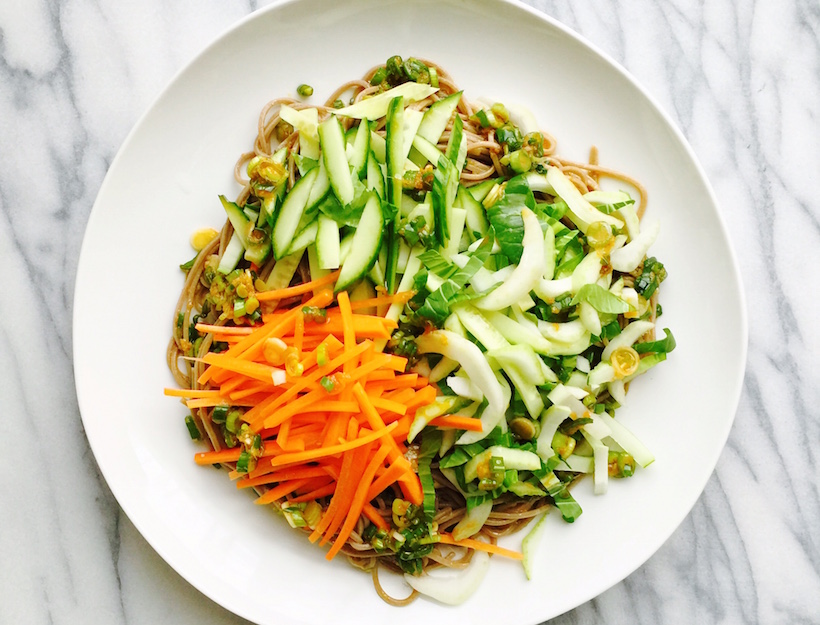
[1, 0, 818, 623]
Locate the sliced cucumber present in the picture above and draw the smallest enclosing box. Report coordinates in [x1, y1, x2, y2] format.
[369, 130, 386, 163]
[336, 194, 383, 292]
[264, 249, 303, 290]
[445, 113, 467, 173]
[306, 157, 330, 208]
[366, 150, 385, 198]
[431, 155, 458, 248]
[467, 178, 497, 202]
[339, 230, 355, 265]
[272, 167, 318, 259]
[457, 185, 490, 240]
[400, 108, 424, 165]
[417, 91, 462, 145]
[318, 115, 354, 205]
[306, 244, 330, 294]
[217, 231, 244, 274]
[333, 82, 437, 119]
[286, 219, 319, 255]
[316, 214, 341, 270]
[219, 195, 253, 245]
[384, 95, 405, 293]
[347, 118, 371, 180]
[279, 106, 319, 160]
[411, 134, 445, 166]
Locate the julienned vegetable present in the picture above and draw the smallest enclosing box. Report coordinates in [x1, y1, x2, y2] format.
[168, 56, 673, 608]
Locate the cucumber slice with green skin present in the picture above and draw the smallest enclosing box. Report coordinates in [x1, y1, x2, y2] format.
[366, 150, 385, 198]
[417, 90, 462, 145]
[339, 230, 355, 265]
[335, 194, 383, 292]
[457, 184, 490, 240]
[286, 219, 319, 256]
[318, 116, 354, 205]
[445, 113, 467, 172]
[411, 134, 444, 166]
[399, 108, 424, 165]
[332, 82, 437, 119]
[272, 167, 319, 259]
[264, 248, 303, 289]
[306, 157, 330, 209]
[348, 118, 371, 180]
[220, 195, 272, 266]
[369, 131, 386, 163]
[316, 214, 341, 270]
[306, 243, 330, 291]
[384, 95, 405, 293]
[467, 178, 497, 202]
[220, 195, 254, 245]
[217, 231, 244, 274]
[431, 155, 458, 248]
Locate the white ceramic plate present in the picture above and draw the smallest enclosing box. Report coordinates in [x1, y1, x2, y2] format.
[74, 0, 747, 622]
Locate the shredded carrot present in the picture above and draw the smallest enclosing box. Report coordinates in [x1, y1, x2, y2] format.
[194, 448, 242, 465]
[361, 502, 389, 531]
[256, 273, 339, 301]
[254, 478, 312, 505]
[170, 279, 449, 567]
[270, 422, 397, 466]
[163, 388, 223, 398]
[429, 415, 484, 432]
[437, 534, 524, 560]
[327, 443, 392, 559]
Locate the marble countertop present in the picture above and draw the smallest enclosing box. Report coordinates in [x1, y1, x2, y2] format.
[2, 1, 818, 623]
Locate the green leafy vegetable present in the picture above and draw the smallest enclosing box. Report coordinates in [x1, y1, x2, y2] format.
[572, 284, 633, 314]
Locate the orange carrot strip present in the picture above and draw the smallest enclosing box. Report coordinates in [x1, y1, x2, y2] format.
[163, 388, 223, 398]
[319, 438, 371, 546]
[309, 400, 359, 413]
[390, 415, 412, 440]
[383, 387, 416, 403]
[289, 482, 337, 503]
[277, 418, 292, 450]
[249, 340, 373, 426]
[261, 387, 326, 429]
[365, 370, 396, 382]
[414, 376, 429, 389]
[200, 290, 333, 385]
[270, 422, 397, 466]
[361, 502, 389, 531]
[254, 478, 312, 505]
[194, 323, 254, 336]
[302, 316, 393, 339]
[322, 413, 349, 448]
[369, 396, 407, 416]
[326, 444, 392, 559]
[405, 384, 436, 410]
[256, 272, 340, 301]
[336, 291, 356, 375]
[294, 307, 305, 355]
[200, 352, 283, 385]
[194, 447, 241, 465]
[429, 415, 484, 432]
[184, 397, 240, 410]
[366, 455, 413, 500]
[352, 383, 422, 505]
[436, 534, 524, 561]
[367, 374, 420, 393]
[310, 420, 360, 543]
[236, 466, 331, 489]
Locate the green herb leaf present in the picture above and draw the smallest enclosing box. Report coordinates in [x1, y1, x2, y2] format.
[571, 284, 633, 314]
[634, 328, 676, 354]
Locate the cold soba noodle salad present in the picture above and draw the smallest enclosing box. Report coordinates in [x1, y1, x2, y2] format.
[167, 56, 675, 605]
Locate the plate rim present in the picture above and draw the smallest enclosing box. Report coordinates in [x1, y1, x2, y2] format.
[73, 0, 749, 622]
